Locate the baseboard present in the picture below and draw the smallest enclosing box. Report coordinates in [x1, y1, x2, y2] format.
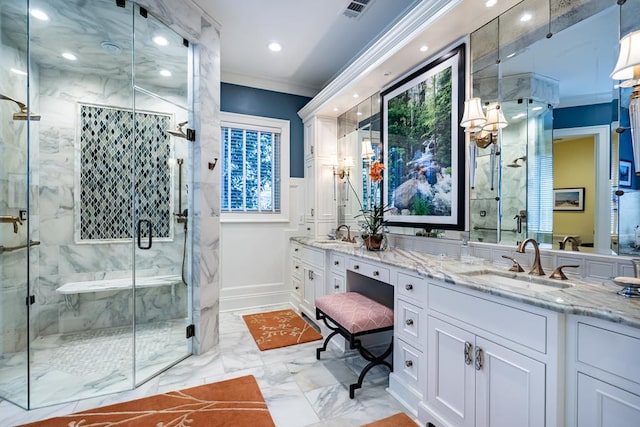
[219, 283, 292, 312]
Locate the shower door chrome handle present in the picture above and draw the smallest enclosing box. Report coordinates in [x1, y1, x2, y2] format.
[137, 219, 153, 250]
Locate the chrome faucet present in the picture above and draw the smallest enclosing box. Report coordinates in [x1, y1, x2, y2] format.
[559, 235, 580, 251]
[1, 215, 23, 234]
[336, 224, 356, 243]
[516, 238, 545, 276]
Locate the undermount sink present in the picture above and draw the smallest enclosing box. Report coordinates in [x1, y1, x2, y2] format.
[313, 239, 357, 245]
[460, 269, 573, 291]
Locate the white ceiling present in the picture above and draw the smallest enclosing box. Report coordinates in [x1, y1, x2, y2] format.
[194, 0, 421, 97]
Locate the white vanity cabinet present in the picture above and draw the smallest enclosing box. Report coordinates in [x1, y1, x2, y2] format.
[567, 316, 640, 427]
[299, 245, 326, 319]
[389, 271, 428, 413]
[303, 116, 337, 238]
[291, 242, 303, 304]
[328, 252, 346, 294]
[420, 282, 558, 427]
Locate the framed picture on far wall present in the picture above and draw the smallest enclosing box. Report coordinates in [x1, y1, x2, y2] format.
[553, 187, 585, 211]
[619, 160, 632, 187]
[381, 44, 465, 230]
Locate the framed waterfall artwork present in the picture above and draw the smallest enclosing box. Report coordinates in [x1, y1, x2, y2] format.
[381, 43, 465, 230]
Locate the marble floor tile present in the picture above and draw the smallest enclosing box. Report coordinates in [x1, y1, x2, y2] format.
[1, 304, 412, 426]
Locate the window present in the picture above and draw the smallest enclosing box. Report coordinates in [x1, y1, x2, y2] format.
[220, 112, 290, 222]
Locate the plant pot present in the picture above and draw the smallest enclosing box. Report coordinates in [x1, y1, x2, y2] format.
[363, 233, 385, 251]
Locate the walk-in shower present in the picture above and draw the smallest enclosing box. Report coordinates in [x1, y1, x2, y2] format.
[0, 0, 193, 409]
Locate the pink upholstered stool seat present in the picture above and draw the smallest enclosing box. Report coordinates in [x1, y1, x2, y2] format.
[314, 291, 394, 398]
[315, 292, 394, 334]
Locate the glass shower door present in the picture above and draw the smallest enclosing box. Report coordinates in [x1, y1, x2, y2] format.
[0, 0, 29, 408]
[132, 4, 191, 385]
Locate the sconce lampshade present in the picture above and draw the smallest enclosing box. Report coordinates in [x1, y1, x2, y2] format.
[482, 103, 508, 132]
[460, 97, 486, 132]
[611, 29, 640, 85]
[361, 139, 374, 159]
[344, 156, 355, 169]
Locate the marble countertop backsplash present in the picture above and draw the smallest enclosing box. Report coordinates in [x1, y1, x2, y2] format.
[292, 237, 640, 329]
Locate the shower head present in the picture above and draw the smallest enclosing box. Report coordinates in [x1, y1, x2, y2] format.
[167, 120, 188, 138]
[506, 156, 527, 168]
[0, 93, 41, 121]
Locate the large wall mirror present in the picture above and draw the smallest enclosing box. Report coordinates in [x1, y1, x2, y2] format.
[469, 0, 640, 256]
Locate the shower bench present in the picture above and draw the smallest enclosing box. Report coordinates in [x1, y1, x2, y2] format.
[56, 274, 183, 309]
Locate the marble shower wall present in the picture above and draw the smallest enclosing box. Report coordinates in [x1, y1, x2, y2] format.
[35, 68, 189, 337]
[0, 41, 39, 354]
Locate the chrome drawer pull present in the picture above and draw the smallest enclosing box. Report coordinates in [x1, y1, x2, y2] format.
[354, 265, 360, 270]
[334, 285, 340, 289]
[464, 341, 473, 365]
[405, 319, 414, 326]
[405, 284, 413, 291]
[373, 271, 380, 276]
[475, 347, 483, 371]
[405, 360, 413, 368]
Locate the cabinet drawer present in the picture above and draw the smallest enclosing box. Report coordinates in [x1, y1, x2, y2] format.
[429, 284, 547, 353]
[394, 337, 424, 391]
[292, 258, 302, 278]
[397, 272, 427, 306]
[291, 242, 302, 258]
[397, 299, 425, 348]
[348, 258, 390, 283]
[292, 276, 302, 297]
[578, 322, 640, 385]
[330, 253, 345, 273]
[302, 246, 324, 269]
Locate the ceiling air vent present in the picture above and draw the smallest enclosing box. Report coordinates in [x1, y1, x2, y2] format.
[343, 0, 373, 19]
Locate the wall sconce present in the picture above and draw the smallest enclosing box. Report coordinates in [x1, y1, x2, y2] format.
[332, 156, 354, 201]
[461, 99, 508, 190]
[611, 29, 640, 176]
[361, 139, 374, 160]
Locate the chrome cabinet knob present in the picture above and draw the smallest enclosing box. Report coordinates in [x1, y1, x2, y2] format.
[405, 319, 414, 326]
[373, 271, 379, 276]
[405, 284, 413, 290]
[405, 360, 413, 368]
[334, 260, 339, 265]
[354, 265, 360, 270]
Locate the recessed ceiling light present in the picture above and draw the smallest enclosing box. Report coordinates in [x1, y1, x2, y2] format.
[160, 69, 172, 77]
[62, 52, 77, 61]
[10, 68, 27, 76]
[30, 9, 49, 21]
[383, 72, 391, 77]
[485, 0, 497, 7]
[333, 107, 340, 112]
[520, 13, 532, 22]
[353, 94, 359, 99]
[357, 112, 363, 116]
[268, 42, 282, 52]
[153, 36, 169, 46]
[420, 45, 429, 52]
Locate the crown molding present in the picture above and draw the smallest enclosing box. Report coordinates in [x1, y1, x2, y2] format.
[297, 0, 462, 121]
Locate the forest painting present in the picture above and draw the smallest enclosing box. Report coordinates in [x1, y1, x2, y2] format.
[382, 44, 465, 230]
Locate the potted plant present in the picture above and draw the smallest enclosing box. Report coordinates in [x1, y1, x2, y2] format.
[351, 160, 389, 251]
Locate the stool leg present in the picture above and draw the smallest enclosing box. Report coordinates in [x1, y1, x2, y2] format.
[316, 330, 339, 360]
[348, 337, 393, 399]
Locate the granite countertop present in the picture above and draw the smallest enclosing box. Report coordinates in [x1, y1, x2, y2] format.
[292, 237, 640, 329]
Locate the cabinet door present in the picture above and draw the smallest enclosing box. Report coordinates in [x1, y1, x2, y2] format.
[302, 267, 315, 315]
[475, 337, 545, 427]
[428, 316, 476, 427]
[577, 373, 640, 427]
[304, 120, 315, 160]
[328, 272, 344, 294]
[305, 159, 315, 224]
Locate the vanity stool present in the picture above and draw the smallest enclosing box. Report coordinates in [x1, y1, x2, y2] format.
[315, 292, 394, 398]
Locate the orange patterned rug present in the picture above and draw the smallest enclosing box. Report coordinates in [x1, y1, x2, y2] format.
[361, 412, 419, 427]
[243, 309, 323, 351]
[19, 375, 275, 427]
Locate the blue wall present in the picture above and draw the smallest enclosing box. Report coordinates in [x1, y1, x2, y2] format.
[552, 102, 615, 129]
[220, 83, 311, 178]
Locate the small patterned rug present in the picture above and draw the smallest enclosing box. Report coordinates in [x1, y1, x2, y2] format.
[361, 412, 419, 427]
[18, 375, 275, 427]
[243, 309, 323, 351]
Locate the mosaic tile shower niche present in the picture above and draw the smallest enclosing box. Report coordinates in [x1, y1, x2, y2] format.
[79, 104, 172, 241]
